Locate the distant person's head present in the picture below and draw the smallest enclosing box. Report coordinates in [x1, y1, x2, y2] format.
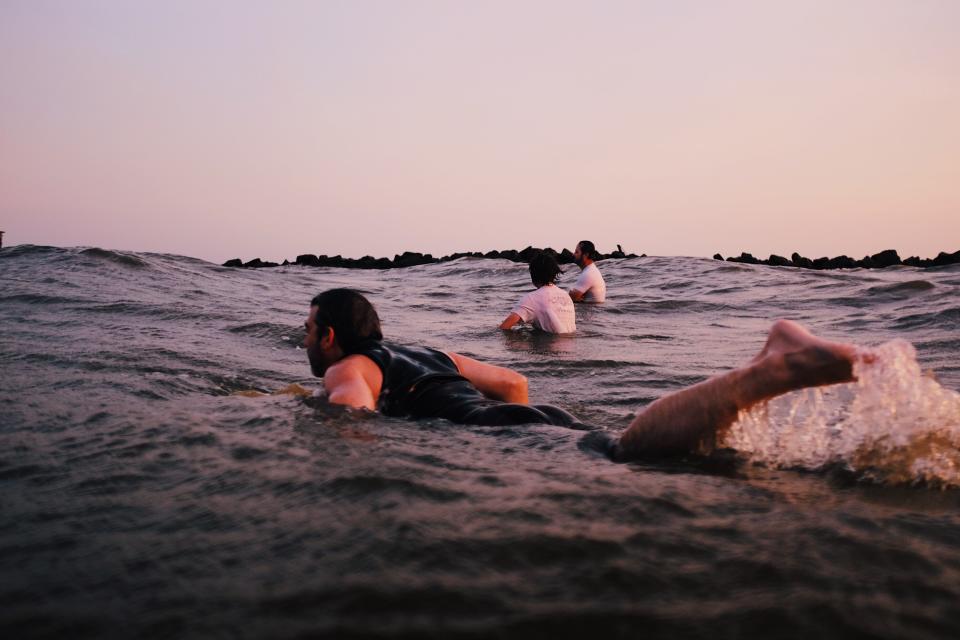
[305, 288, 382, 376]
[574, 240, 596, 268]
[528, 251, 563, 288]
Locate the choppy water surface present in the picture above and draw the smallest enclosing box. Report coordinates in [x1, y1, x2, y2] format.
[2, 245, 959, 639]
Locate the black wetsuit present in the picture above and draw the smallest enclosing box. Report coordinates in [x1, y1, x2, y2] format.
[349, 340, 580, 427]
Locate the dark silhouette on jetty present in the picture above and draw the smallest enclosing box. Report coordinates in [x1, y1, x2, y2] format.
[715, 248, 960, 270]
[223, 246, 642, 270]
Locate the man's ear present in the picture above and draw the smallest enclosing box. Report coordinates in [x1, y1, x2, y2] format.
[319, 326, 335, 348]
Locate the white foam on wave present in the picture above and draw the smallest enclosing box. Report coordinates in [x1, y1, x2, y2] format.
[723, 340, 960, 487]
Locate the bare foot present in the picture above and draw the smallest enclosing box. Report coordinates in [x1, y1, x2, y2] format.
[755, 319, 860, 389]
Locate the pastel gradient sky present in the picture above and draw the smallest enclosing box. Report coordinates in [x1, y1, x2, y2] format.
[2, 0, 958, 263]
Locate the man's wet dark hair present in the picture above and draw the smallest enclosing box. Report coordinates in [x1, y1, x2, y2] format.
[310, 288, 383, 352]
[578, 240, 596, 259]
[528, 251, 563, 287]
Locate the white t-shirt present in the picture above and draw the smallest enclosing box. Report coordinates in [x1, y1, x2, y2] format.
[572, 263, 606, 302]
[512, 284, 576, 334]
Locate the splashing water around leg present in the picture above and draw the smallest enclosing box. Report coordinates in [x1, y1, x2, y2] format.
[724, 340, 960, 487]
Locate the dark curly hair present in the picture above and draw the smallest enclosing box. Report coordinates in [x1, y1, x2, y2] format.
[310, 288, 383, 352]
[577, 240, 597, 259]
[528, 251, 563, 287]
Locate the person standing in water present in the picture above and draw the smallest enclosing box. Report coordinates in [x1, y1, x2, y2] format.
[305, 288, 864, 460]
[499, 251, 576, 334]
[568, 240, 606, 303]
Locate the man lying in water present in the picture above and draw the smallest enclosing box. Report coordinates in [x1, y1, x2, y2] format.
[305, 288, 862, 460]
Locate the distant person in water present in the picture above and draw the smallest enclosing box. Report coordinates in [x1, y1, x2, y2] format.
[499, 251, 576, 334]
[304, 288, 862, 460]
[568, 240, 606, 303]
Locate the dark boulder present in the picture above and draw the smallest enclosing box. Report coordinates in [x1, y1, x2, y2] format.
[223, 258, 243, 267]
[827, 255, 857, 269]
[791, 253, 814, 269]
[728, 252, 760, 265]
[484, 250, 502, 259]
[767, 254, 792, 267]
[393, 251, 432, 268]
[499, 249, 521, 262]
[902, 256, 923, 267]
[322, 255, 346, 268]
[558, 248, 575, 263]
[932, 250, 960, 266]
[870, 249, 901, 268]
[243, 258, 265, 268]
[713, 253, 724, 260]
[857, 256, 876, 269]
[518, 246, 540, 261]
[296, 254, 320, 266]
[812, 257, 831, 270]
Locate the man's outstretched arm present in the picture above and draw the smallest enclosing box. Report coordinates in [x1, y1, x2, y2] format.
[568, 288, 586, 302]
[447, 352, 528, 403]
[500, 313, 522, 330]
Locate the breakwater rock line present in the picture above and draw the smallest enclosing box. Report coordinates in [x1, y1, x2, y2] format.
[715, 248, 960, 270]
[223, 245, 643, 269]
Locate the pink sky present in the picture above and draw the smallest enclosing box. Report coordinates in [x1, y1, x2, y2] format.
[1, 0, 958, 263]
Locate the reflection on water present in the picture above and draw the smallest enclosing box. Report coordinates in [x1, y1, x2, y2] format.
[500, 328, 581, 355]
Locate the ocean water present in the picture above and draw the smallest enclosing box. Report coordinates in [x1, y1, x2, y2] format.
[2, 244, 960, 639]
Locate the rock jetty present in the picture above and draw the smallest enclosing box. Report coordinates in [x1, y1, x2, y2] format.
[224, 247, 959, 270]
[223, 246, 643, 269]
[714, 249, 960, 270]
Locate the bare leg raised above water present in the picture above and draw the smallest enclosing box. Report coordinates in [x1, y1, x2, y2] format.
[615, 320, 861, 460]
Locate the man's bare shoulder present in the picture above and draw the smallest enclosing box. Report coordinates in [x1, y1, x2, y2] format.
[323, 353, 383, 410]
[327, 353, 381, 380]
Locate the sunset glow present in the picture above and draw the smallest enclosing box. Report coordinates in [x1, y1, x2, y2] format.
[2, 0, 958, 262]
